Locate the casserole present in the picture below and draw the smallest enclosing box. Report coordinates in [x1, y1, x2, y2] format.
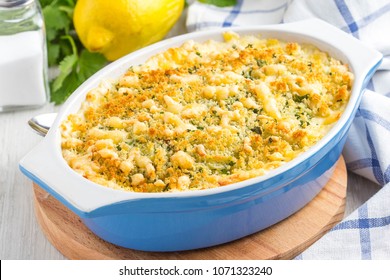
[20, 19, 382, 252]
[61, 32, 353, 193]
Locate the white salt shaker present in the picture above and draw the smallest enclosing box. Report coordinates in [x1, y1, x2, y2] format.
[0, 0, 49, 112]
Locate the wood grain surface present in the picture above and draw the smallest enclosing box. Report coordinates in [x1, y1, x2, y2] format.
[32, 157, 347, 260]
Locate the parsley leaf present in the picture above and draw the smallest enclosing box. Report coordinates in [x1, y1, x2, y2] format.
[39, 0, 108, 105]
[47, 44, 60, 66]
[52, 53, 78, 92]
[50, 49, 106, 104]
[50, 71, 81, 105]
[42, 4, 70, 34]
[77, 50, 107, 81]
[198, 0, 237, 7]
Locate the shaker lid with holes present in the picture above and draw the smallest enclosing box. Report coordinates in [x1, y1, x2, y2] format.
[0, 0, 33, 8]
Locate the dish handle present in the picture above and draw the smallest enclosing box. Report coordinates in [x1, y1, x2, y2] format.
[19, 139, 122, 217]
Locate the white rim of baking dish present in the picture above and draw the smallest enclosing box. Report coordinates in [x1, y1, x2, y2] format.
[20, 18, 383, 214]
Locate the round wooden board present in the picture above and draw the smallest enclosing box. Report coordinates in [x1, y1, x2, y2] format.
[32, 157, 347, 260]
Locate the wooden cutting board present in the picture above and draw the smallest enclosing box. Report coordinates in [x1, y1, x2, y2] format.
[32, 157, 347, 260]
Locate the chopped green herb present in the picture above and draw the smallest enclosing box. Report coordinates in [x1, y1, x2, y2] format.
[250, 126, 262, 135]
[256, 58, 267, 67]
[300, 120, 310, 128]
[220, 168, 231, 175]
[126, 140, 135, 146]
[163, 183, 171, 192]
[242, 68, 254, 80]
[293, 94, 309, 103]
[188, 66, 198, 74]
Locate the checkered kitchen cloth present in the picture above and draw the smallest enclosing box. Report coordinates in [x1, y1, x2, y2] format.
[187, 0, 390, 259]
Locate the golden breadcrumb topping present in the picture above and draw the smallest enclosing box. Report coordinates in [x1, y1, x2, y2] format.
[61, 32, 353, 192]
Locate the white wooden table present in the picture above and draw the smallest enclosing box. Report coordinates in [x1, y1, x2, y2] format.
[0, 14, 382, 260]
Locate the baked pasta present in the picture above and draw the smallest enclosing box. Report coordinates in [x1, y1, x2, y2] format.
[61, 32, 353, 192]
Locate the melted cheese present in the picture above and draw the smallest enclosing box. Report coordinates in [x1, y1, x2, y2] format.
[61, 32, 353, 192]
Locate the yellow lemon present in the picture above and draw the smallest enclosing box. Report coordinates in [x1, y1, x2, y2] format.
[74, 0, 185, 61]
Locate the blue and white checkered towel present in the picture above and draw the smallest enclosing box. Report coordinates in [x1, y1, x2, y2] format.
[187, 0, 390, 259]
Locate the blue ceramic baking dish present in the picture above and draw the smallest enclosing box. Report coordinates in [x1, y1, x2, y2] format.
[20, 19, 382, 252]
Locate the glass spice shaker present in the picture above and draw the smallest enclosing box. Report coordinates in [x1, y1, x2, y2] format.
[0, 0, 49, 112]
